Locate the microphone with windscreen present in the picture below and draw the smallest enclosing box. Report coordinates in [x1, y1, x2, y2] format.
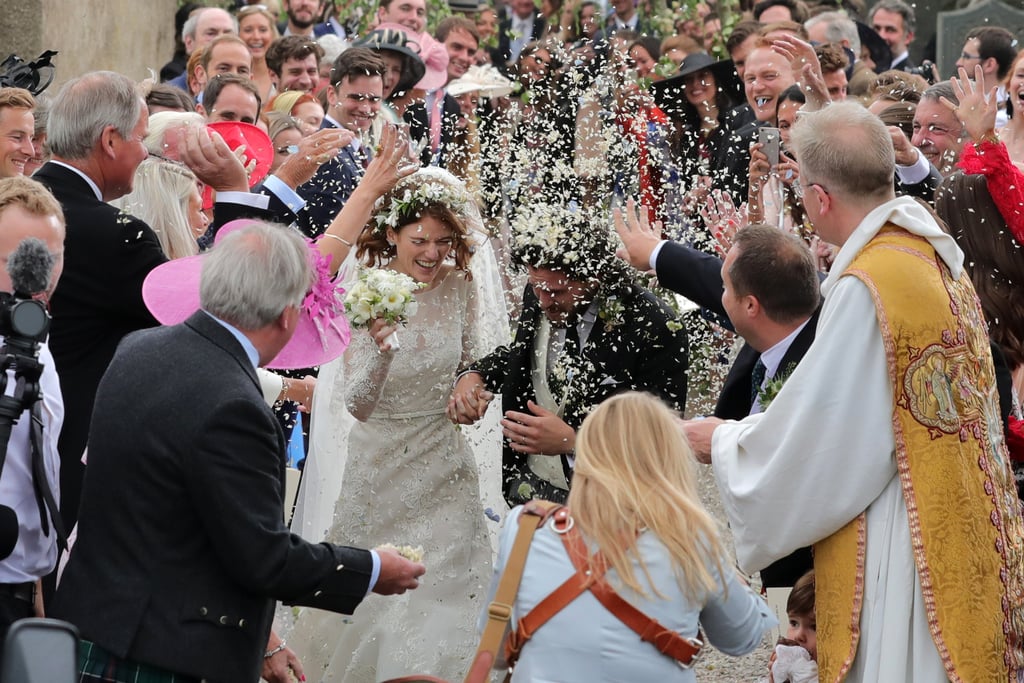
[0, 238, 58, 561]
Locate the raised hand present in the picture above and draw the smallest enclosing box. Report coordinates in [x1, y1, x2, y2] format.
[944, 64, 998, 143]
[358, 122, 420, 200]
[888, 125, 919, 167]
[701, 189, 748, 257]
[613, 197, 661, 272]
[771, 35, 829, 110]
[273, 127, 355, 189]
[177, 124, 249, 193]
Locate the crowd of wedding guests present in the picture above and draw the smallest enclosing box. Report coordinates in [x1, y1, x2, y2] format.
[0, 0, 1022, 680]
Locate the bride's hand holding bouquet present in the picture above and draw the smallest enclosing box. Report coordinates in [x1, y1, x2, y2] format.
[344, 268, 424, 352]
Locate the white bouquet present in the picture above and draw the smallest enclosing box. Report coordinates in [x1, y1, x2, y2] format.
[344, 268, 423, 350]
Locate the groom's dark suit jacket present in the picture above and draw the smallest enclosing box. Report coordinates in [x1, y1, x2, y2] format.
[471, 282, 689, 507]
[34, 161, 285, 538]
[52, 312, 374, 683]
[656, 241, 817, 587]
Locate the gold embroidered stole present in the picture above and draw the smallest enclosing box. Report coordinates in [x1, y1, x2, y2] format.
[815, 226, 1024, 682]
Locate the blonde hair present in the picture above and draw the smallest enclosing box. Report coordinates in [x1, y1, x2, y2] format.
[112, 158, 200, 260]
[568, 393, 726, 601]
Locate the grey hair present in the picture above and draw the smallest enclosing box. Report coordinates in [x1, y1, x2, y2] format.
[200, 222, 313, 330]
[47, 71, 143, 160]
[868, 0, 916, 35]
[184, 8, 239, 45]
[182, 11, 201, 44]
[921, 80, 957, 107]
[144, 111, 205, 156]
[804, 11, 860, 55]
[791, 101, 895, 199]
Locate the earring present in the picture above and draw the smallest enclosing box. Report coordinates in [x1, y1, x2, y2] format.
[387, 239, 396, 247]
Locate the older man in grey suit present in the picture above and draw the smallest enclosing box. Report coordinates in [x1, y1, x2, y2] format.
[52, 223, 425, 683]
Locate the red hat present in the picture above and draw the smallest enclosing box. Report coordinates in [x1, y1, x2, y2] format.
[201, 121, 274, 211]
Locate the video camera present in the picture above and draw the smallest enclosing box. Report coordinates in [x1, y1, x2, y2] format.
[0, 238, 57, 561]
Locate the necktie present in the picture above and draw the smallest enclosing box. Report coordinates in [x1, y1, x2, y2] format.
[750, 357, 767, 405]
[549, 323, 580, 402]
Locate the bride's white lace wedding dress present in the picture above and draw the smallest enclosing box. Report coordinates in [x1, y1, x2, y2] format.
[288, 247, 509, 681]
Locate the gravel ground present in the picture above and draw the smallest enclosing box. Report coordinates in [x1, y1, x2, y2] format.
[692, 463, 774, 683]
[685, 325, 776, 683]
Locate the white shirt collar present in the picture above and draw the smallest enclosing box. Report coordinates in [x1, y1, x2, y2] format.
[759, 318, 811, 380]
[48, 160, 103, 201]
[204, 311, 260, 369]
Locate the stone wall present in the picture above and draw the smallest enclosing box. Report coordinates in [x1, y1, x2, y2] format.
[0, 0, 179, 93]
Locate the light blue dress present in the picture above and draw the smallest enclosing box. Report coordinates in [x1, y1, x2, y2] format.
[481, 506, 776, 682]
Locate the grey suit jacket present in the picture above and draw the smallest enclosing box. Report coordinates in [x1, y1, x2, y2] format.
[53, 311, 373, 682]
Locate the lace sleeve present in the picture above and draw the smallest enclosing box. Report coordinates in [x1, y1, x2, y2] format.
[343, 334, 393, 422]
[958, 140, 1024, 244]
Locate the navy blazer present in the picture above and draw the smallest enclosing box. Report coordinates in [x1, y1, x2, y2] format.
[295, 118, 363, 238]
[471, 282, 689, 506]
[654, 240, 817, 586]
[53, 312, 373, 683]
[496, 14, 546, 70]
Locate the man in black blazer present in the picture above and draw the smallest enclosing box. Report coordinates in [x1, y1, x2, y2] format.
[33, 71, 279, 540]
[53, 223, 424, 683]
[616, 210, 821, 588]
[295, 48, 384, 238]
[497, 0, 546, 71]
[449, 213, 688, 506]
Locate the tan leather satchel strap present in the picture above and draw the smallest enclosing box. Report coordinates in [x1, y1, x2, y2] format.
[467, 500, 564, 683]
[507, 514, 704, 670]
[504, 509, 601, 666]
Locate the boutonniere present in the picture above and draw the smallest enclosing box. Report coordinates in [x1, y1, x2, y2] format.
[757, 362, 796, 409]
[597, 296, 625, 332]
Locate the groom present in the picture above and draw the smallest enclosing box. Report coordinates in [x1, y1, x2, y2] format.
[53, 223, 425, 683]
[448, 206, 689, 506]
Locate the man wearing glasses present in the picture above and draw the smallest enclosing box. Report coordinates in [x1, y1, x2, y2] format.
[683, 101, 1024, 682]
[954, 27, 1017, 128]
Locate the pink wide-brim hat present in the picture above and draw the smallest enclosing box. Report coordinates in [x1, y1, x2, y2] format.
[376, 22, 450, 92]
[142, 220, 351, 370]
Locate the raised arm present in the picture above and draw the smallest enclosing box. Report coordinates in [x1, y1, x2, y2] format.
[946, 64, 1024, 243]
[316, 124, 419, 276]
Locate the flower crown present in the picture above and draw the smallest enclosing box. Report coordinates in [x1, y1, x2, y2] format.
[510, 201, 618, 281]
[373, 169, 474, 234]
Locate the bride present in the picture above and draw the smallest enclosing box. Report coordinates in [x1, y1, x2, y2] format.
[288, 127, 510, 681]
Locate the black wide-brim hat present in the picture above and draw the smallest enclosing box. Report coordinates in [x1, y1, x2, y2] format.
[856, 19, 892, 73]
[354, 28, 427, 96]
[650, 52, 743, 117]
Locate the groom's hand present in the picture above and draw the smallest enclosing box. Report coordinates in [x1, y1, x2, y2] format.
[502, 401, 576, 455]
[447, 372, 493, 425]
[373, 548, 426, 595]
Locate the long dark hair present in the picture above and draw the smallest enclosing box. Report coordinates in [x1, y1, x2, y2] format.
[936, 172, 1024, 368]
